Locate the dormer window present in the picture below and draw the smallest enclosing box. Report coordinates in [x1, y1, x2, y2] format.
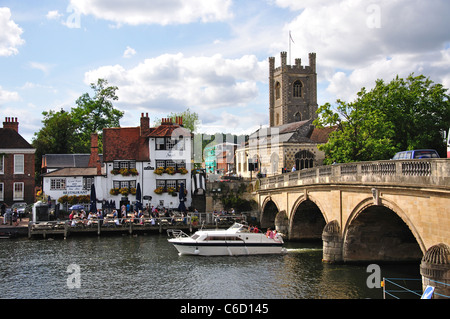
[156, 137, 185, 151]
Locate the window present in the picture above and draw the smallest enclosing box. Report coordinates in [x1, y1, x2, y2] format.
[293, 80, 303, 97]
[0, 183, 3, 201]
[156, 138, 166, 150]
[156, 179, 186, 191]
[0, 156, 3, 174]
[113, 161, 136, 169]
[113, 180, 136, 189]
[294, 112, 302, 122]
[275, 82, 281, 100]
[13, 182, 24, 200]
[295, 150, 315, 170]
[50, 178, 66, 190]
[14, 154, 24, 174]
[156, 137, 185, 151]
[83, 177, 94, 190]
[155, 160, 186, 170]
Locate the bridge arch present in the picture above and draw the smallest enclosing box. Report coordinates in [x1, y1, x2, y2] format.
[260, 197, 279, 229]
[343, 197, 424, 263]
[289, 195, 327, 241]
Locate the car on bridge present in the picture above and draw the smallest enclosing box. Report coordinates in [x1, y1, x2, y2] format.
[391, 149, 440, 160]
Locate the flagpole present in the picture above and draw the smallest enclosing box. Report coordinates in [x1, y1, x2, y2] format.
[289, 31, 291, 65]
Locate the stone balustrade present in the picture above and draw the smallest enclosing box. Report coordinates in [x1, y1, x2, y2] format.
[260, 159, 449, 190]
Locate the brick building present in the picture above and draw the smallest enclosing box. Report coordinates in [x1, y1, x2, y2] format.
[0, 117, 35, 205]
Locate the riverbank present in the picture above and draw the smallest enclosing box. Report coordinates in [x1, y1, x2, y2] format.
[0, 216, 29, 237]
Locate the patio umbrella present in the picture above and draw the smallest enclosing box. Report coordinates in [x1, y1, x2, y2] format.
[90, 183, 97, 213]
[178, 182, 187, 213]
[135, 182, 142, 212]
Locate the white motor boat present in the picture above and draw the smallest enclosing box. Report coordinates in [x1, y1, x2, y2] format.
[168, 223, 286, 256]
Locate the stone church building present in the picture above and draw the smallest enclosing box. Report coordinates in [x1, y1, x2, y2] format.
[236, 52, 334, 178]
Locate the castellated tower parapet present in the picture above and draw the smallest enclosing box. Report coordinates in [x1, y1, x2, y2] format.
[269, 52, 318, 127]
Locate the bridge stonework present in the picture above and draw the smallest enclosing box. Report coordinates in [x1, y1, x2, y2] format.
[256, 159, 450, 297]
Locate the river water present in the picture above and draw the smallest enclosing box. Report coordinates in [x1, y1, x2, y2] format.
[0, 234, 421, 299]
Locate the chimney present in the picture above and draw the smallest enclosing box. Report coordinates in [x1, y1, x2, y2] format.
[140, 112, 150, 136]
[3, 117, 19, 133]
[88, 133, 102, 175]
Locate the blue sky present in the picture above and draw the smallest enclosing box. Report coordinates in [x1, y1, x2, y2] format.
[1, 0, 449, 143]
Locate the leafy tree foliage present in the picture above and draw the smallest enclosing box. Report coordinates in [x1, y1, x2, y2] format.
[32, 79, 123, 181]
[71, 78, 123, 152]
[314, 74, 450, 164]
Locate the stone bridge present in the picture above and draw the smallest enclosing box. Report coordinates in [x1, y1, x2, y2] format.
[256, 159, 449, 297]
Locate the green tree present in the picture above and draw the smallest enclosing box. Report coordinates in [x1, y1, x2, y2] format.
[314, 74, 450, 164]
[71, 78, 123, 152]
[31, 109, 79, 181]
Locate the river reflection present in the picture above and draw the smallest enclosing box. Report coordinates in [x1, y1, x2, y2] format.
[0, 235, 420, 299]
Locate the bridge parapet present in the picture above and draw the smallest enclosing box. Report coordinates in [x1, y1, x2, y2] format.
[259, 159, 449, 190]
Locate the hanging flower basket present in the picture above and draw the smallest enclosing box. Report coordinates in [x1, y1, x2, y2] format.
[177, 167, 188, 175]
[119, 187, 130, 196]
[154, 167, 165, 175]
[110, 188, 120, 195]
[165, 167, 176, 175]
[154, 187, 164, 194]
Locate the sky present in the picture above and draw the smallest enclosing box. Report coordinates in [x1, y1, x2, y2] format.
[1, 0, 449, 143]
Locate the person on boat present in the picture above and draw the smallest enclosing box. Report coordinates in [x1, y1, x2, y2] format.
[266, 228, 273, 238]
[273, 230, 282, 242]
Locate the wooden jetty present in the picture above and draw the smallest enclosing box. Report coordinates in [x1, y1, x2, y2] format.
[28, 215, 246, 239]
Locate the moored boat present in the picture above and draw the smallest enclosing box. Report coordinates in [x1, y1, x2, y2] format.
[168, 223, 286, 256]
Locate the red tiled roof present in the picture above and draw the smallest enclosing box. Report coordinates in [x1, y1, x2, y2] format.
[102, 127, 149, 162]
[309, 126, 337, 143]
[147, 123, 192, 138]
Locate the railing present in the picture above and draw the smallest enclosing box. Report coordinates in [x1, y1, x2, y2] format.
[259, 159, 449, 190]
[383, 277, 450, 299]
[28, 213, 247, 237]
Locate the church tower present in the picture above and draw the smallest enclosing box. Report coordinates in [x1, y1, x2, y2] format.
[269, 52, 318, 127]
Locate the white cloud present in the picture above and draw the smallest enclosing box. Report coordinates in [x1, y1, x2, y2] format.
[0, 7, 25, 56]
[84, 53, 268, 134]
[69, 0, 233, 26]
[276, 0, 450, 102]
[0, 85, 20, 103]
[46, 10, 62, 20]
[123, 46, 136, 58]
[28, 61, 54, 75]
[84, 53, 267, 110]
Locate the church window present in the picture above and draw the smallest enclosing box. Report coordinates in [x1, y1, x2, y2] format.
[275, 82, 281, 100]
[294, 112, 302, 122]
[293, 80, 303, 97]
[295, 150, 315, 170]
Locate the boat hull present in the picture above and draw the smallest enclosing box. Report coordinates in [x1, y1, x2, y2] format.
[170, 240, 286, 256]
